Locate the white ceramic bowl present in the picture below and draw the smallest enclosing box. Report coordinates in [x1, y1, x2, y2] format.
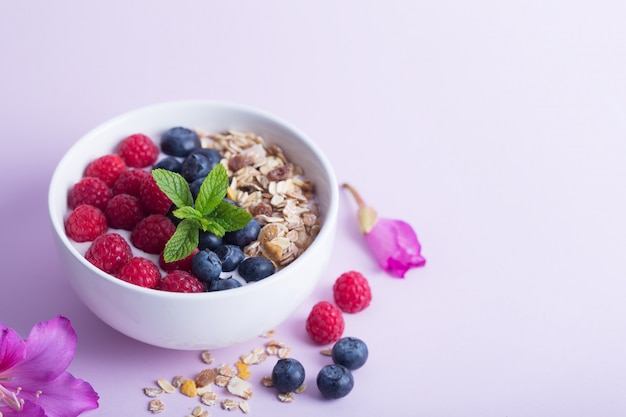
[48, 100, 338, 350]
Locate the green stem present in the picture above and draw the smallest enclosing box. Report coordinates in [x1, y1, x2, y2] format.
[342, 183, 366, 208]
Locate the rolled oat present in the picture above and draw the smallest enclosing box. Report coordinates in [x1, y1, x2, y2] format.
[199, 130, 321, 269]
[148, 399, 165, 413]
[156, 378, 176, 394]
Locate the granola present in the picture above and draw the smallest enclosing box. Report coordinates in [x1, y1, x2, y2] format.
[198, 130, 321, 269]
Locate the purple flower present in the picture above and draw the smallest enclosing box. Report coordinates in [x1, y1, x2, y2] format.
[0, 316, 99, 417]
[343, 184, 425, 278]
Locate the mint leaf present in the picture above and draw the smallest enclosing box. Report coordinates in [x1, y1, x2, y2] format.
[209, 201, 252, 232]
[199, 218, 226, 237]
[163, 218, 199, 263]
[153, 155, 254, 262]
[195, 164, 229, 215]
[152, 169, 194, 209]
[172, 206, 203, 221]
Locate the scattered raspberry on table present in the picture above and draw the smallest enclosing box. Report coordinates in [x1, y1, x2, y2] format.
[305, 301, 345, 345]
[332, 270, 372, 313]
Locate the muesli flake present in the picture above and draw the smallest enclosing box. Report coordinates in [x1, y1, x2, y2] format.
[200, 350, 214, 365]
[199, 130, 321, 269]
[295, 382, 307, 394]
[200, 391, 218, 406]
[277, 392, 295, 403]
[260, 376, 274, 388]
[221, 398, 240, 411]
[239, 400, 251, 414]
[156, 378, 176, 394]
[143, 387, 163, 398]
[227, 376, 253, 400]
[148, 399, 165, 413]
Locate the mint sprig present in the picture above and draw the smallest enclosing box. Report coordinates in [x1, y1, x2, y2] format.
[152, 164, 252, 263]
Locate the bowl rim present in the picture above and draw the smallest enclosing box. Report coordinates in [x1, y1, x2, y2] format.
[48, 99, 339, 300]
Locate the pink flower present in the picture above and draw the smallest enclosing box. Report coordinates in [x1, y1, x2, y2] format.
[0, 316, 99, 417]
[343, 184, 425, 278]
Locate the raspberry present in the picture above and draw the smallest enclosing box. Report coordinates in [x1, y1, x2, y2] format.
[84, 154, 127, 187]
[139, 175, 172, 215]
[130, 214, 176, 254]
[68, 177, 112, 211]
[64, 204, 108, 242]
[116, 257, 161, 288]
[158, 270, 205, 293]
[159, 248, 199, 272]
[332, 271, 372, 313]
[305, 301, 345, 345]
[118, 133, 159, 168]
[85, 233, 133, 274]
[111, 169, 152, 197]
[104, 194, 146, 230]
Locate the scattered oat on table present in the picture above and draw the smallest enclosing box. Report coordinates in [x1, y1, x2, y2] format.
[227, 376, 253, 400]
[260, 329, 276, 338]
[221, 398, 240, 411]
[142, 327, 309, 413]
[239, 400, 250, 414]
[320, 348, 333, 356]
[201, 350, 215, 364]
[148, 399, 165, 413]
[143, 387, 163, 398]
[156, 378, 176, 394]
[277, 392, 295, 403]
[260, 376, 274, 388]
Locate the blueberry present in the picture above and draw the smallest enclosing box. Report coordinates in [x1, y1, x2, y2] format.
[161, 127, 201, 157]
[223, 219, 261, 247]
[198, 231, 222, 251]
[191, 249, 222, 283]
[152, 156, 182, 173]
[238, 257, 275, 282]
[189, 176, 207, 199]
[271, 358, 305, 393]
[316, 364, 354, 399]
[331, 337, 368, 370]
[181, 153, 213, 182]
[207, 277, 242, 291]
[214, 244, 245, 272]
[191, 148, 222, 167]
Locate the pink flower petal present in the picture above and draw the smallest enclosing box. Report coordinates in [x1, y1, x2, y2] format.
[1, 317, 99, 417]
[0, 325, 26, 375]
[16, 372, 99, 417]
[365, 218, 426, 278]
[10, 316, 76, 382]
[1, 400, 47, 417]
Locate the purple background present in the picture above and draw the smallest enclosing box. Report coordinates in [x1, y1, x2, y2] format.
[2, 1, 626, 415]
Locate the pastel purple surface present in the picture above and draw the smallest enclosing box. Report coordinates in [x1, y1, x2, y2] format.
[2, 1, 626, 416]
